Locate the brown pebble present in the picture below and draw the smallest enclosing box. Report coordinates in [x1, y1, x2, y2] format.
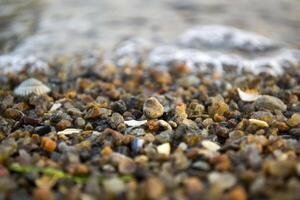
[142, 177, 165, 200]
[224, 186, 247, 200]
[143, 97, 164, 119]
[56, 119, 72, 130]
[41, 137, 56, 153]
[67, 163, 89, 175]
[4, 108, 23, 120]
[101, 146, 113, 158]
[33, 187, 54, 200]
[183, 177, 203, 195]
[118, 158, 136, 174]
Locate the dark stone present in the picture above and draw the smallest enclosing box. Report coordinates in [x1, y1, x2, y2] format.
[34, 125, 51, 135]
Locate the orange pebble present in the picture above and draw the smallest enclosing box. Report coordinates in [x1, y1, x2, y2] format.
[41, 137, 56, 153]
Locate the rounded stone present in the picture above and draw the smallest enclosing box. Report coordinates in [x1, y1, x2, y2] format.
[143, 97, 164, 119]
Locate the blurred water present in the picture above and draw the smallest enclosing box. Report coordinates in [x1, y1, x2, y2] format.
[1, 0, 300, 59]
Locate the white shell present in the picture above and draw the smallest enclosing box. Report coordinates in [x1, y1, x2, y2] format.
[57, 128, 82, 135]
[237, 88, 261, 102]
[14, 78, 50, 96]
[49, 103, 62, 112]
[124, 120, 147, 127]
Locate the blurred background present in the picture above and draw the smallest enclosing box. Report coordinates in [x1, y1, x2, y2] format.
[1, 0, 300, 58]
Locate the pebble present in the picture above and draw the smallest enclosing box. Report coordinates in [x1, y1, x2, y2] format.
[157, 143, 171, 156]
[187, 101, 205, 119]
[33, 188, 54, 200]
[56, 119, 72, 130]
[201, 140, 221, 152]
[143, 97, 164, 119]
[208, 172, 237, 190]
[74, 117, 86, 128]
[111, 100, 127, 114]
[249, 119, 269, 128]
[67, 107, 83, 116]
[110, 112, 124, 128]
[192, 161, 211, 171]
[155, 130, 173, 143]
[287, 113, 300, 127]
[225, 186, 247, 200]
[143, 177, 165, 200]
[158, 120, 172, 130]
[4, 108, 23, 120]
[41, 137, 56, 153]
[103, 177, 125, 195]
[34, 125, 52, 135]
[254, 95, 287, 111]
[118, 157, 136, 174]
[183, 177, 203, 195]
[131, 138, 144, 153]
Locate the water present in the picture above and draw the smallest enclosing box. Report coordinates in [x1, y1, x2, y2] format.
[1, 0, 300, 59]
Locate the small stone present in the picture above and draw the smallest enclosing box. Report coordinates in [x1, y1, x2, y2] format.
[85, 107, 101, 119]
[33, 187, 54, 200]
[208, 96, 229, 116]
[143, 97, 164, 119]
[74, 117, 85, 128]
[187, 101, 205, 119]
[202, 118, 214, 128]
[41, 137, 56, 153]
[101, 146, 113, 157]
[287, 113, 300, 127]
[289, 128, 300, 138]
[263, 160, 295, 177]
[56, 119, 72, 130]
[225, 186, 247, 200]
[103, 177, 125, 195]
[173, 151, 190, 171]
[4, 108, 23, 120]
[183, 177, 204, 195]
[143, 177, 165, 200]
[21, 116, 41, 125]
[85, 107, 112, 119]
[67, 107, 83, 117]
[192, 161, 211, 171]
[155, 130, 173, 143]
[201, 140, 221, 152]
[34, 126, 51, 135]
[67, 163, 89, 175]
[208, 172, 237, 190]
[250, 111, 273, 124]
[131, 138, 144, 153]
[111, 100, 127, 114]
[118, 157, 136, 174]
[158, 120, 172, 130]
[249, 119, 269, 128]
[254, 95, 287, 111]
[175, 103, 188, 123]
[157, 143, 171, 156]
